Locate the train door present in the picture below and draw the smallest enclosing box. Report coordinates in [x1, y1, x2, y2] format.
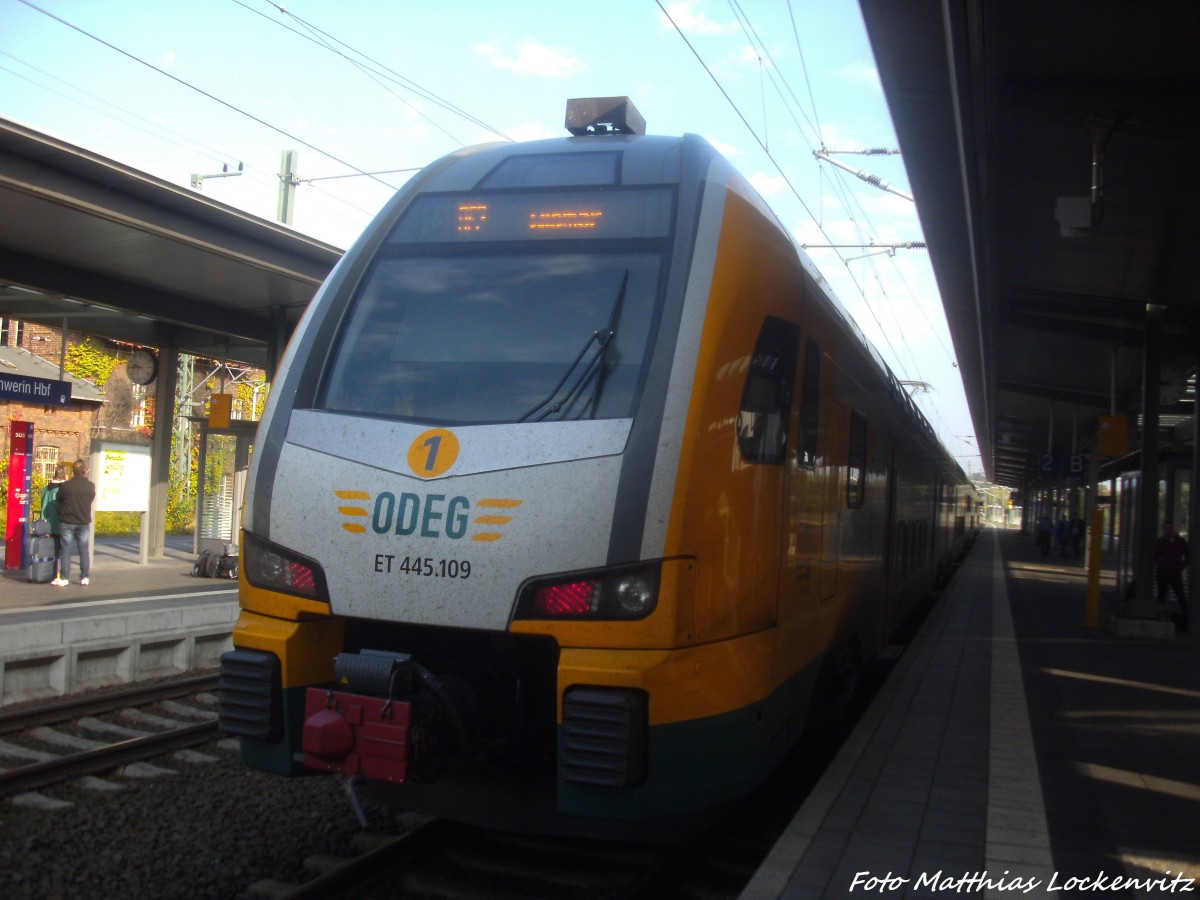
[880, 443, 898, 638]
[822, 400, 844, 602]
[786, 336, 824, 608]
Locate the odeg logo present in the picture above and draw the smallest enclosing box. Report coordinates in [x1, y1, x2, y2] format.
[336, 490, 521, 543]
[333, 430, 521, 542]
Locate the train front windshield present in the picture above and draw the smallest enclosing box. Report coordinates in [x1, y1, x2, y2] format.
[319, 187, 675, 426]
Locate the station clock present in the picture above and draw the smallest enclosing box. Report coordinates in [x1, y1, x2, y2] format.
[126, 348, 158, 385]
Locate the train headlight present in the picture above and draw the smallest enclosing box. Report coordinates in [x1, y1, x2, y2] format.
[515, 563, 660, 621]
[614, 573, 656, 615]
[243, 531, 330, 604]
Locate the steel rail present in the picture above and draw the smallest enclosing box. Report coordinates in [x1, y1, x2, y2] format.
[0, 673, 220, 735]
[276, 818, 455, 900]
[0, 720, 220, 794]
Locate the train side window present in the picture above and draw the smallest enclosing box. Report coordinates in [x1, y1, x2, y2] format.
[847, 409, 867, 508]
[737, 317, 800, 464]
[797, 337, 821, 467]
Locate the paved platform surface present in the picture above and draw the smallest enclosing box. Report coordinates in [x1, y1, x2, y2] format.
[0, 536, 237, 704]
[0, 536, 229, 609]
[743, 527, 1200, 898]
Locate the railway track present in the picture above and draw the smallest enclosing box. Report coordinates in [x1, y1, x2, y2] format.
[238, 621, 912, 899]
[0, 674, 222, 796]
[239, 690, 879, 900]
[244, 817, 674, 900]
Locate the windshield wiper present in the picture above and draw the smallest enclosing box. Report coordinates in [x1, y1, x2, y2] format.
[517, 329, 614, 423]
[517, 271, 629, 423]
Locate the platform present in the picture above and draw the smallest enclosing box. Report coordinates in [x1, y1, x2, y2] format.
[0, 535, 223, 609]
[742, 528, 1200, 898]
[0, 536, 236, 705]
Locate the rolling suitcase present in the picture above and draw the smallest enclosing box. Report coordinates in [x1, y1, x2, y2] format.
[27, 534, 57, 584]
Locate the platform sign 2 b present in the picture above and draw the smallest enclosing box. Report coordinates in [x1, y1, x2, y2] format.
[1039, 452, 1089, 479]
[4, 421, 33, 570]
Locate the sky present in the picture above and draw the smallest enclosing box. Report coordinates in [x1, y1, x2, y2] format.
[0, 0, 982, 475]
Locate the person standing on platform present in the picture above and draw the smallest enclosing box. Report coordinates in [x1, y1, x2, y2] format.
[1036, 514, 1053, 557]
[54, 459, 96, 587]
[1056, 516, 1070, 558]
[41, 462, 69, 583]
[1154, 521, 1190, 628]
[1069, 515, 1086, 559]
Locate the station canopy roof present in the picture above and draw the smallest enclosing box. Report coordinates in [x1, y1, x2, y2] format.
[0, 116, 342, 373]
[859, 0, 1200, 486]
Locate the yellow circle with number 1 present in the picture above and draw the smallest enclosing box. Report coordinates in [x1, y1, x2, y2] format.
[407, 429, 460, 478]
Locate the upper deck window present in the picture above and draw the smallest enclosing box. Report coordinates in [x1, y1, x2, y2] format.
[479, 152, 620, 188]
[388, 187, 673, 244]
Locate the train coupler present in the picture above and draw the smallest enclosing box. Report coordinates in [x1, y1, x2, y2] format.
[302, 687, 413, 783]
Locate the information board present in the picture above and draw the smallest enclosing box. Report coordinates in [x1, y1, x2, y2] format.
[93, 444, 152, 513]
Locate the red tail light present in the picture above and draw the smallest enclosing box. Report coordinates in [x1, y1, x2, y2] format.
[243, 532, 330, 604]
[288, 562, 317, 595]
[533, 581, 597, 616]
[515, 563, 660, 621]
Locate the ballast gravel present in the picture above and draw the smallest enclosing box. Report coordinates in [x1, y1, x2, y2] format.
[0, 738, 411, 899]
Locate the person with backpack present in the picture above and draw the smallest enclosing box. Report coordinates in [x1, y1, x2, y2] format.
[41, 462, 69, 582]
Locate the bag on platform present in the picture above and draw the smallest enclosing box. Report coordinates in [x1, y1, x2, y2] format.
[192, 547, 237, 579]
[27, 534, 57, 584]
[215, 552, 238, 580]
[30, 518, 51, 537]
[191, 550, 219, 578]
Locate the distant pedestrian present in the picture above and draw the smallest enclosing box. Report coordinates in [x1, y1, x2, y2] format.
[54, 459, 96, 587]
[1036, 515, 1053, 558]
[1154, 521, 1190, 628]
[1056, 517, 1070, 558]
[1069, 516, 1086, 559]
[40, 462, 69, 579]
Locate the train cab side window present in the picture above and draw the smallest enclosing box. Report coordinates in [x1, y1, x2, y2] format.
[737, 317, 800, 464]
[847, 409, 867, 508]
[797, 337, 821, 468]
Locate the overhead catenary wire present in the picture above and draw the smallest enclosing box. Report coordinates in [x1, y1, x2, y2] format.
[658, 0, 912, 381]
[14, 0, 400, 189]
[0, 50, 262, 180]
[0, 49, 376, 235]
[666, 0, 965, 428]
[719, 0, 922, 377]
[238, 0, 513, 145]
[749, 1, 959, 381]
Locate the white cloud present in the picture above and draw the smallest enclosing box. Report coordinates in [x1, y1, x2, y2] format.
[660, 1, 738, 35]
[748, 171, 788, 199]
[838, 61, 882, 91]
[472, 39, 588, 78]
[502, 122, 561, 143]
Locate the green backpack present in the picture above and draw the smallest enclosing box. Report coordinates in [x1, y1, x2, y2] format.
[41, 484, 61, 533]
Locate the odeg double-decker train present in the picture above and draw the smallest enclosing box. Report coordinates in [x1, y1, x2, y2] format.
[218, 97, 976, 836]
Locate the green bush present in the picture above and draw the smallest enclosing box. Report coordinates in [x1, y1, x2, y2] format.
[1, 473, 194, 537]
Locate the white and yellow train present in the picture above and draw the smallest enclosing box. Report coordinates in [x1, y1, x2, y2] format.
[219, 98, 977, 835]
